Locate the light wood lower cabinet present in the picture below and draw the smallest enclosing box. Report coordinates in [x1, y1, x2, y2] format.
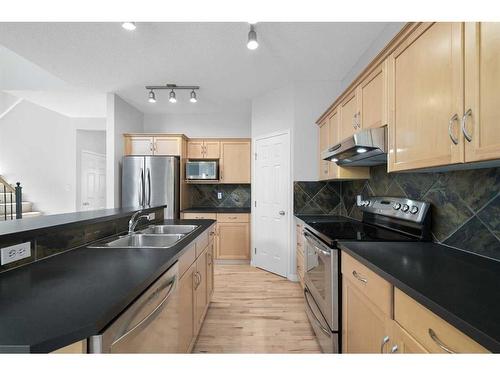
[176, 225, 215, 352]
[341, 251, 488, 354]
[51, 340, 87, 354]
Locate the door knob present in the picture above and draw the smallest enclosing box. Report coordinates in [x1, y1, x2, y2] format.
[279, 210, 285, 216]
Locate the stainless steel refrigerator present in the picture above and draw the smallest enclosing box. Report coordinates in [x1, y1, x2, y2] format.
[121, 156, 180, 219]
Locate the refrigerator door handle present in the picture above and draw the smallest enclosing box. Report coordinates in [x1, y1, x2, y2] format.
[147, 168, 152, 206]
[139, 168, 144, 207]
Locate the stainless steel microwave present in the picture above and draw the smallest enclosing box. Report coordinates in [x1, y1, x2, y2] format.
[186, 160, 218, 180]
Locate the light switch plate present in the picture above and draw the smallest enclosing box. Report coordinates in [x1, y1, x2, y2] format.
[217, 192, 223, 200]
[1, 242, 31, 266]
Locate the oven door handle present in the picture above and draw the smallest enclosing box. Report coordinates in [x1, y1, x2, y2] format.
[304, 232, 331, 257]
[304, 288, 331, 337]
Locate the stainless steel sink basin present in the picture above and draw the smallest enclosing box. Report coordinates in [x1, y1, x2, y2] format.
[140, 224, 199, 235]
[89, 234, 185, 249]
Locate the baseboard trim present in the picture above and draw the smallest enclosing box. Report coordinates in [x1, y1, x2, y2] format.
[287, 273, 299, 282]
[214, 259, 250, 265]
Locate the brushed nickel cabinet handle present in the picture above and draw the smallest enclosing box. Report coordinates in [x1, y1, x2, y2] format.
[352, 270, 367, 283]
[448, 113, 459, 145]
[352, 113, 357, 129]
[390, 344, 399, 353]
[461, 108, 473, 142]
[356, 111, 361, 128]
[380, 336, 390, 353]
[428, 329, 456, 354]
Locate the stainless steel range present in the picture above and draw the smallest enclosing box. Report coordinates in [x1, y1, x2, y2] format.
[300, 196, 431, 353]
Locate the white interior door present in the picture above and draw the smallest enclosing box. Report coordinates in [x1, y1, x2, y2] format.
[253, 131, 290, 277]
[81, 151, 106, 211]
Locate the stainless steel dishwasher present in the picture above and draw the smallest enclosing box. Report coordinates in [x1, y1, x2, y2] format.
[89, 262, 179, 353]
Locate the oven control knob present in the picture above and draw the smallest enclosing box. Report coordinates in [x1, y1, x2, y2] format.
[364, 200, 371, 207]
[410, 206, 419, 214]
[401, 204, 410, 212]
[393, 203, 401, 210]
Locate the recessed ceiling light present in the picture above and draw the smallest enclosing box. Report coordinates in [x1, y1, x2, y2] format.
[169, 90, 177, 103]
[357, 148, 368, 154]
[189, 90, 198, 103]
[332, 158, 339, 162]
[247, 25, 259, 50]
[122, 22, 136, 31]
[148, 90, 156, 103]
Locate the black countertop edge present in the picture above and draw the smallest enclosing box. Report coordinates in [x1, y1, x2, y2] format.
[0, 218, 215, 353]
[181, 207, 251, 213]
[338, 242, 500, 353]
[0, 205, 166, 238]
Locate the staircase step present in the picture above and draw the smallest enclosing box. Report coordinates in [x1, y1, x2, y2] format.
[0, 201, 33, 214]
[0, 211, 42, 221]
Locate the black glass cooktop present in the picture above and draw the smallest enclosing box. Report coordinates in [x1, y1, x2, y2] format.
[301, 216, 417, 246]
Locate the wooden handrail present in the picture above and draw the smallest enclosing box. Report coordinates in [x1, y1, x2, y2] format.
[0, 175, 15, 193]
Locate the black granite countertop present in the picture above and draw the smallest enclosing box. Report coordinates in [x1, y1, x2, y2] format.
[338, 241, 500, 352]
[182, 207, 251, 213]
[0, 206, 164, 238]
[0, 218, 215, 353]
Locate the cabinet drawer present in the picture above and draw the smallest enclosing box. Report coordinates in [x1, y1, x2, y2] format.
[216, 213, 249, 223]
[182, 212, 217, 220]
[178, 242, 196, 278]
[341, 252, 392, 317]
[394, 288, 488, 353]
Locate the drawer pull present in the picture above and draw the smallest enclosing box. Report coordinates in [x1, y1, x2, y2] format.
[428, 329, 456, 354]
[390, 345, 399, 353]
[228, 216, 237, 219]
[352, 270, 367, 283]
[380, 336, 390, 353]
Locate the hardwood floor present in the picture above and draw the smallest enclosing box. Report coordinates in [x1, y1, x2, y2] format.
[193, 264, 321, 353]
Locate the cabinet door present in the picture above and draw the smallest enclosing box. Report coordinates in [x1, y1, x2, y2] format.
[342, 277, 391, 353]
[220, 141, 251, 183]
[390, 321, 428, 354]
[339, 90, 358, 140]
[464, 22, 500, 162]
[194, 249, 208, 332]
[178, 264, 195, 353]
[207, 241, 214, 299]
[357, 62, 387, 129]
[187, 141, 205, 159]
[388, 23, 464, 172]
[204, 141, 220, 159]
[154, 137, 181, 156]
[126, 136, 154, 155]
[318, 119, 330, 180]
[216, 222, 250, 260]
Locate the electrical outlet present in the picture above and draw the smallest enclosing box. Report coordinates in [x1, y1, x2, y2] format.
[217, 192, 223, 200]
[1, 242, 31, 266]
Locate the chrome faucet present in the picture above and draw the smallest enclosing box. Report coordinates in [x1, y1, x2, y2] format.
[128, 210, 152, 235]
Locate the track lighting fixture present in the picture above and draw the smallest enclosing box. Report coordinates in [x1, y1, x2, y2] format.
[189, 90, 198, 103]
[247, 24, 259, 50]
[148, 90, 156, 103]
[144, 84, 200, 104]
[169, 90, 177, 103]
[121, 22, 136, 31]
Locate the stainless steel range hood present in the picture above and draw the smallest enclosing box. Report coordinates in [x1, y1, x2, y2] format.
[321, 127, 387, 166]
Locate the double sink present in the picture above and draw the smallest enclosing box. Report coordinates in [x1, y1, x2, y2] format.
[89, 225, 199, 249]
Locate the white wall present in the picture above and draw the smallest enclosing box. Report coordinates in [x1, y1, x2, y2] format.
[76, 129, 106, 208]
[144, 111, 251, 138]
[106, 94, 144, 208]
[0, 99, 77, 214]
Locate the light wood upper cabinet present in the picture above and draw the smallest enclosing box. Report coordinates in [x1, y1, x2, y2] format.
[187, 140, 220, 159]
[464, 22, 500, 162]
[154, 136, 182, 155]
[339, 90, 359, 140]
[126, 136, 154, 155]
[318, 119, 330, 180]
[220, 141, 251, 183]
[388, 23, 464, 171]
[357, 61, 388, 129]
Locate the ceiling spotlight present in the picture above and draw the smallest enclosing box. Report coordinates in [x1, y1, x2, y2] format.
[121, 22, 136, 31]
[190, 90, 198, 103]
[247, 24, 259, 50]
[332, 158, 339, 163]
[148, 90, 156, 103]
[169, 89, 177, 103]
[357, 147, 368, 154]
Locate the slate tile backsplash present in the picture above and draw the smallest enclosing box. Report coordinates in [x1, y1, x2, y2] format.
[294, 165, 500, 260]
[188, 184, 251, 208]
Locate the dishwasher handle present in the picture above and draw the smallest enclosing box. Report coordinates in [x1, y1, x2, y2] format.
[111, 274, 177, 346]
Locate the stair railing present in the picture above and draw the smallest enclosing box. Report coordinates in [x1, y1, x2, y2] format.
[0, 176, 22, 221]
